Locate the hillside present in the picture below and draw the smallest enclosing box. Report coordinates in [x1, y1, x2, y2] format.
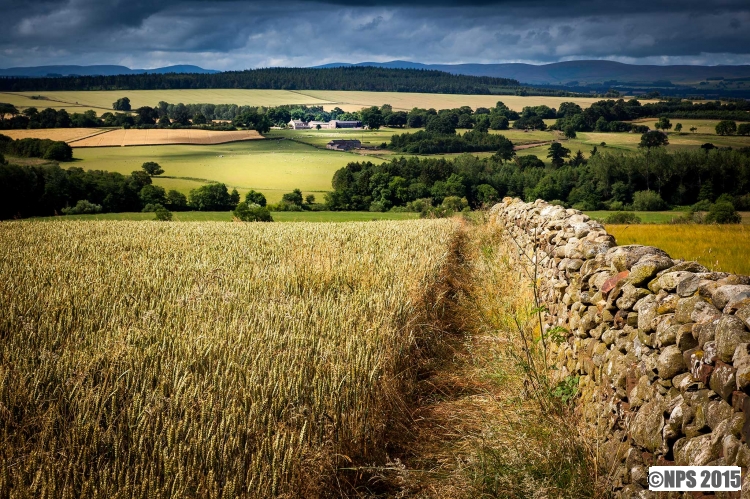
[0, 64, 219, 78]
[315, 60, 750, 85]
[0, 67, 520, 94]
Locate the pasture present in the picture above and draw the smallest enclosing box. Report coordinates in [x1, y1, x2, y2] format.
[69, 128, 263, 147]
[70, 138, 381, 203]
[0, 219, 457, 497]
[606, 224, 750, 275]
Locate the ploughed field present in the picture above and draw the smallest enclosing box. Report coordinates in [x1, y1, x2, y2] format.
[0, 219, 457, 498]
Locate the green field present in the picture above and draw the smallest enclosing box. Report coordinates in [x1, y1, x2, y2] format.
[32, 211, 420, 222]
[70, 138, 380, 203]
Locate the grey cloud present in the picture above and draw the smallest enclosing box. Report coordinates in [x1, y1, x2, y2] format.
[0, 0, 748, 69]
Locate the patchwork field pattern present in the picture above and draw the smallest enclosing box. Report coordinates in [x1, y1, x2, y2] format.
[1, 89, 639, 114]
[0, 219, 457, 498]
[69, 128, 263, 147]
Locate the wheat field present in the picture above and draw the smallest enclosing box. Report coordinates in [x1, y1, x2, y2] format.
[69, 128, 264, 147]
[0, 220, 457, 498]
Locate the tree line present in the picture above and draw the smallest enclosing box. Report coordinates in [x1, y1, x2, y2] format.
[0, 134, 72, 161]
[324, 143, 750, 213]
[0, 67, 520, 94]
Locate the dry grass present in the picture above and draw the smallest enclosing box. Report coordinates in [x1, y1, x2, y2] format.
[384, 219, 598, 498]
[69, 128, 264, 147]
[0, 219, 457, 498]
[606, 224, 750, 276]
[0, 127, 108, 143]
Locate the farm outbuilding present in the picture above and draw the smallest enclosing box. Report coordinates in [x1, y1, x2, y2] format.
[326, 139, 361, 151]
[288, 120, 310, 129]
[329, 120, 362, 128]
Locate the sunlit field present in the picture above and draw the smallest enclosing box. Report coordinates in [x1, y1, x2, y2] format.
[69, 139, 381, 203]
[0, 219, 457, 497]
[606, 224, 750, 275]
[1, 89, 641, 114]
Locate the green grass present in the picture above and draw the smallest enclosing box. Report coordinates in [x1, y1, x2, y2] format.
[32, 211, 420, 222]
[70, 139, 383, 203]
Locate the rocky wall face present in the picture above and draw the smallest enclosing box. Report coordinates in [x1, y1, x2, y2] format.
[490, 198, 750, 498]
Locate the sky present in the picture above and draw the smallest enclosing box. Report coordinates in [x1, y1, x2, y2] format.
[1, 0, 749, 70]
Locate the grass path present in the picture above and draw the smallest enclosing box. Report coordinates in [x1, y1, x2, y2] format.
[367, 220, 596, 498]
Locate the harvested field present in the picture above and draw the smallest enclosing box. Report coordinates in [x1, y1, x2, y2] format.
[69, 128, 264, 147]
[0, 127, 108, 143]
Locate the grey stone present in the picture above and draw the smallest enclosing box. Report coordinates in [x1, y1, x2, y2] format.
[675, 324, 698, 352]
[617, 284, 651, 310]
[732, 343, 750, 390]
[712, 285, 750, 310]
[676, 273, 701, 297]
[630, 398, 666, 452]
[715, 314, 750, 363]
[628, 255, 675, 286]
[657, 345, 687, 379]
[736, 302, 750, 329]
[629, 375, 653, 409]
[674, 433, 722, 466]
[690, 300, 722, 325]
[675, 295, 701, 324]
[651, 271, 694, 293]
[637, 295, 659, 333]
[709, 361, 736, 402]
[606, 245, 671, 272]
[706, 399, 734, 430]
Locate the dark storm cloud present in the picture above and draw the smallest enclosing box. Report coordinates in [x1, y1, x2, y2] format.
[1, 0, 749, 69]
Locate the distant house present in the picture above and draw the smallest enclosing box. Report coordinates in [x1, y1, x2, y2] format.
[288, 119, 363, 130]
[326, 139, 361, 151]
[288, 120, 310, 129]
[308, 121, 331, 129]
[329, 120, 362, 129]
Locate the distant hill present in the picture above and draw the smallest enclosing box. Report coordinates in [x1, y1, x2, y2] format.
[0, 64, 219, 78]
[314, 60, 750, 85]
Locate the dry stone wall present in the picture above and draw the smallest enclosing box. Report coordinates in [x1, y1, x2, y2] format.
[490, 197, 750, 498]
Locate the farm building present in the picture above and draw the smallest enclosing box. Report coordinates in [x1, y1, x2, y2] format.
[288, 119, 363, 129]
[326, 139, 361, 151]
[288, 120, 310, 129]
[329, 120, 362, 129]
[308, 121, 331, 129]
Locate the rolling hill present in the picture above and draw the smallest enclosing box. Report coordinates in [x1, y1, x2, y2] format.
[0, 65, 219, 78]
[315, 60, 750, 85]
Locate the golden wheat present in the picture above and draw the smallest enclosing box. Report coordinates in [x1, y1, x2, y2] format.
[0, 220, 456, 499]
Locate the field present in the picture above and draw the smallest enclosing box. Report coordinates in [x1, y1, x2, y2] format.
[0, 219, 458, 497]
[70, 139, 377, 203]
[0, 127, 109, 142]
[606, 224, 750, 275]
[34, 211, 420, 222]
[1, 89, 633, 114]
[69, 128, 263, 147]
[293, 91, 623, 112]
[0, 89, 335, 113]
